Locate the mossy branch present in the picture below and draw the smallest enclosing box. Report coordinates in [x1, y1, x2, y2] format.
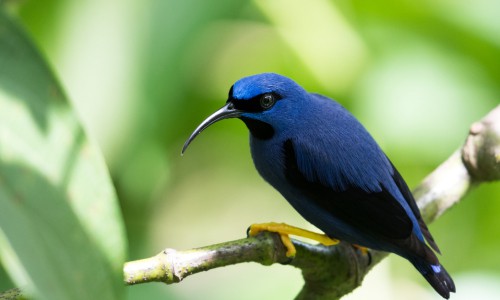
[124, 106, 500, 299]
[0, 288, 23, 300]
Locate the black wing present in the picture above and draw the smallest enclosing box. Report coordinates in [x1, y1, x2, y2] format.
[283, 139, 439, 263]
[391, 163, 440, 253]
[283, 139, 413, 240]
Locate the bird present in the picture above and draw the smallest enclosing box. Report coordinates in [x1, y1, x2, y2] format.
[182, 73, 455, 299]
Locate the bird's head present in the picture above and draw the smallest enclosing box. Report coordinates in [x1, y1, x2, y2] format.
[182, 73, 308, 154]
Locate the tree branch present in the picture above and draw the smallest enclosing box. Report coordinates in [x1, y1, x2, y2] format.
[124, 105, 500, 299]
[0, 288, 22, 300]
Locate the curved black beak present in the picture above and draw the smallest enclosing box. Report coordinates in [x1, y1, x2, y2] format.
[182, 102, 242, 155]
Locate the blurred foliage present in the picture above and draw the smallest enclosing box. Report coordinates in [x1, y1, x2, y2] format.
[0, 5, 126, 300]
[0, 0, 498, 299]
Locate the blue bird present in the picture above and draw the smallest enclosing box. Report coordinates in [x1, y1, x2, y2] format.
[182, 73, 455, 299]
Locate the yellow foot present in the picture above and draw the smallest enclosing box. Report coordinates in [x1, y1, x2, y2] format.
[247, 222, 340, 257]
[353, 244, 369, 255]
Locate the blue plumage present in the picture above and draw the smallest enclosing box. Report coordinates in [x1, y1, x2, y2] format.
[183, 73, 455, 298]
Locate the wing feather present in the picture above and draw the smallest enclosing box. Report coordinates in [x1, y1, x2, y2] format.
[283, 139, 414, 240]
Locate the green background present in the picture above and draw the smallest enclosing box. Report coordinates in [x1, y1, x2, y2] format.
[1, 0, 499, 299]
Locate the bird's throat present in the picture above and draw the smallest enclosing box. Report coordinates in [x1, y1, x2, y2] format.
[240, 117, 274, 140]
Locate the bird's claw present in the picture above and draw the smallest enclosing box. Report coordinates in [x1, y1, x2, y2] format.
[353, 244, 372, 265]
[352, 244, 369, 255]
[247, 222, 340, 259]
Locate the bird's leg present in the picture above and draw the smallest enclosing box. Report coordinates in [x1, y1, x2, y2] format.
[247, 222, 339, 257]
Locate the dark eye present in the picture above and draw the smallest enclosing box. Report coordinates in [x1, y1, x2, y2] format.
[260, 94, 275, 110]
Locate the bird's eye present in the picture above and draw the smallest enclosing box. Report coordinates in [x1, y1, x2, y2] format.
[260, 94, 275, 110]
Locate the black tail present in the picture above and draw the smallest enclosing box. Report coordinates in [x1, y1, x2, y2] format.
[412, 259, 456, 299]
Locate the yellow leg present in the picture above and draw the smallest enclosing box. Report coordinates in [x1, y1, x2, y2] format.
[248, 222, 340, 257]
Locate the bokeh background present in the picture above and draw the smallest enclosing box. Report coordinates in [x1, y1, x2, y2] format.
[8, 0, 500, 299]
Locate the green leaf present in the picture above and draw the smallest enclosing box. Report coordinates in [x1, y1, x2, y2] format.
[0, 8, 126, 300]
